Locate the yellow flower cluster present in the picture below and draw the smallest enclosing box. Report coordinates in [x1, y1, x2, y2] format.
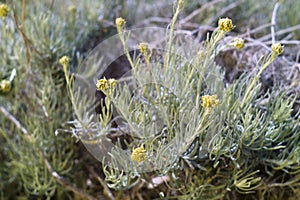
[201, 95, 219, 109]
[138, 43, 149, 55]
[115, 17, 125, 27]
[131, 146, 147, 163]
[59, 56, 70, 66]
[0, 80, 11, 93]
[271, 43, 283, 56]
[234, 38, 244, 49]
[96, 77, 116, 93]
[0, 4, 9, 18]
[218, 17, 234, 32]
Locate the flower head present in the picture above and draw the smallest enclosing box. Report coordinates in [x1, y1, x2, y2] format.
[218, 17, 234, 32]
[0, 4, 9, 18]
[0, 80, 11, 93]
[115, 17, 125, 27]
[234, 38, 244, 49]
[96, 78, 116, 93]
[131, 146, 147, 163]
[96, 78, 109, 91]
[68, 5, 76, 13]
[59, 56, 70, 66]
[271, 43, 284, 56]
[201, 95, 219, 109]
[138, 43, 150, 55]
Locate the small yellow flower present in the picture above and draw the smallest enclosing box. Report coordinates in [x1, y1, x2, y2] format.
[0, 4, 9, 18]
[131, 146, 147, 163]
[96, 78, 109, 91]
[271, 43, 284, 56]
[68, 5, 76, 13]
[201, 95, 219, 109]
[218, 17, 234, 32]
[234, 38, 244, 49]
[115, 17, 125, 27]
[138, 43, 150, 54]
[0, 80, 11, 93]
[96, 78, 116, 92]
[59, 56, 70, 66]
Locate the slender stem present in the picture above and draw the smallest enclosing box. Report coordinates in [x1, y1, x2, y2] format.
[22, 0, 25, 33]
[118, 28, 135, 69]
[63, 65, 83, 123]
[165, 1, 182, 69]
[0, 106, 28, 135]
[240, 54, 276, 108]
[9, 0, 31, 73]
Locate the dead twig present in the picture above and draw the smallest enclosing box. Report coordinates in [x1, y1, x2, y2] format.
[271, 3, 280, 44]
[207, 0, 245, 25]
[179, 0, 222, 25]
[258, 24, 300, 42]
[0, 106, 27, 134]
[9, 0, 31, 73]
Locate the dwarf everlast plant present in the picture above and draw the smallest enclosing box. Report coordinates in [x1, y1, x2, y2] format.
[65, 1, 300, 199]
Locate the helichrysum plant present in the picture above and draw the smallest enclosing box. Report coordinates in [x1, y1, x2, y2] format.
[66, 1, 300, 199]
[59, 1, 300, 200]
[0, 0, 124, 199]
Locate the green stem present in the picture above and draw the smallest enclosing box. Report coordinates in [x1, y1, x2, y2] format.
[240, 54, 277, 108]
[118, 28, 135, 70]
[165, 0, 182, 69]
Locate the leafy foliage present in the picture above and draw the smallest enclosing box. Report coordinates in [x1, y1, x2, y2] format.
[0, 0, 299, 200]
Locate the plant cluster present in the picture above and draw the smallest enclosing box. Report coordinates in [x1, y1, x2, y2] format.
[0, 0, 122, 199]
[67, 1, 300, 199]
[1, 0, 299, 199]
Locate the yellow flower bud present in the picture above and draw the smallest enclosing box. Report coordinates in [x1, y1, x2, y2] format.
[201, 95, 219, 109]
[96, 78, 117, 93]
[115, 17, 125, 27]
[59, 56, 70, 66]
[271, 43, 283, 56]
[68, 5, 76, 13]
[0, 4, 9, 18]
[234, 38, 244, 49]
[131, 146, 147, 163]
[96, 78, 109, 92]
[218, 17, 234, 32]
[138, 43, 149, 54]
[0, 80, 11, 93]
